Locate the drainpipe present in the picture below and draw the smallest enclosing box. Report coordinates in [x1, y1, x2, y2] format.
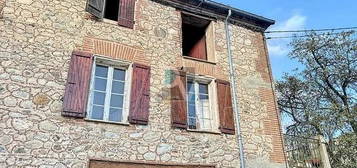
[225, 9, 246, 168]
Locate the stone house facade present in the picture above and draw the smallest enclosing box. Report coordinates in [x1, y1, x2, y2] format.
[0, 0, 286, 167]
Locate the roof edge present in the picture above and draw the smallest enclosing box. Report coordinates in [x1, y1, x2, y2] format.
[205, 0, 275, 25]
[153, 0, 275, 31]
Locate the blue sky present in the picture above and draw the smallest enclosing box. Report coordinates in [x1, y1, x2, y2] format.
[214, 0, 357, 79]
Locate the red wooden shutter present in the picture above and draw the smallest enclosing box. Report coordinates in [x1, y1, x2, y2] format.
[189, 36, 207, 60]
[118, 0, 136, 29]
[129, 63, 151, 125]
[62, 51, 93, 118]
[216, 79, 235, 134]
[171, 70, 187, 129]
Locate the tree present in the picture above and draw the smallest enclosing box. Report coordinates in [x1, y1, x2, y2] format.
[276, 31, 357, 167]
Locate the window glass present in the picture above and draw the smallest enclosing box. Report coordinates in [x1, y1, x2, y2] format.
[110, 94, 124, 108]
[94, 78, 107, 91]
[112, 81, 125, 94]
[89, 64, 127, 123]
[113, 69, 126, 81]
[95, 65, 108, 78]
[93, 92, 106, 105]
[186, 81, 212, 131]
[109, 108, 122, 122]
[92, 105, 104, 120]
[199, 83, 209, 94]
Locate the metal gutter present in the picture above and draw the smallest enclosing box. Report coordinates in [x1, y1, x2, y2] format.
[225, 9, 246, 168]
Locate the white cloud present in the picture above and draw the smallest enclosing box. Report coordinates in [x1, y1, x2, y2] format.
[267, 44, 289, 56]
[267, 14, 307, 57]
[275, 14, 306, 32]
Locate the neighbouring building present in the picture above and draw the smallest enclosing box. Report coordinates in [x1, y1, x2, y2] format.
[0, 0, 286, 167]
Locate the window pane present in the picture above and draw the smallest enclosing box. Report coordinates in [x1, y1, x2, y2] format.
[110, 94, 124, 108]
[113, 69, 126, 81]
[95, 65, 108, 78]
[199, 83, 208, 94]
[94, 78, 107, 91]
[188, 104, 196, 117]
[188, 118, 197, 129]
[93, 92, 106, 105]
[91, 105, 104, 120]
[187, 82, 194, 93]
[109, 108, 122, 122]
[112, 81, 125, 94]
[187, 93, 195, 103]
[199, 94, 209, 100]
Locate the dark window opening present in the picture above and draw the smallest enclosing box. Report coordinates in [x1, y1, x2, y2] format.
[182, 13, 211, 60]
[104, 0, 120, 21]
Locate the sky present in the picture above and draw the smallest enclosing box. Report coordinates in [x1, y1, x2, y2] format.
[214, 0, 357, 79]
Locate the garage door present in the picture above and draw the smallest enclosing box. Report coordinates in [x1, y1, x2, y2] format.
[89, 160, 215, 168]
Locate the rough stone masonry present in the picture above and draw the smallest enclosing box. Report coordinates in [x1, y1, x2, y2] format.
[0, 0, 286, 167]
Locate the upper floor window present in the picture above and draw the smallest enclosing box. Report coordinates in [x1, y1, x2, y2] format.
[182, 13, 215, 62]
[86, 0, 136, 28]
[87, 59, 131, 123]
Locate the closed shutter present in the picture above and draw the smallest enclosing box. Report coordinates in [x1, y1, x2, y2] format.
[118, 0, 136, 29]
[216, 79, 235, 134]
[189, 36, 207, 60]
[171, 71, 187, 129]
[86, 0, 105, 19]
[129, 63, 150, 125]
[62, 51, 93, 118]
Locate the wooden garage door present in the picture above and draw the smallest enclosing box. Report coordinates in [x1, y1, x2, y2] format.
[89, 160, 215, 168]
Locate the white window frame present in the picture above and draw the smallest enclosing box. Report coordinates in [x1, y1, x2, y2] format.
[86, 56, 132, 124]
[186, 74, 219, 132]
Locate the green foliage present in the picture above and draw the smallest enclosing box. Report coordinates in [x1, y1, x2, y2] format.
[329, 134, 357, 168]
[276, 31, 357, 167]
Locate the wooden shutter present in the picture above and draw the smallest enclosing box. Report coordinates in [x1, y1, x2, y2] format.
[62, 51, 93, 118]
[189, 36, 207, 60]
[216, 79, 235, 134]
[86, 0, 105, 19]
[171, 71, 187, 129]
[129, 63, 151, 125]
[118, 0, 136, 29]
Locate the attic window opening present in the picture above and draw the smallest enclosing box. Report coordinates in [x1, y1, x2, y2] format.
[182, 13, 211, 60]
[104, 0, 120, 21]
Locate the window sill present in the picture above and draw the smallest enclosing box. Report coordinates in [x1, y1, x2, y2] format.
[85, 119, 130, 126]
[102, 18, 118, 25]
[183, 56, 216, 65]
[187, 129, 221, 135]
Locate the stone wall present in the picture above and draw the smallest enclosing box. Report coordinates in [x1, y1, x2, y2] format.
[0, 0, 286, 167]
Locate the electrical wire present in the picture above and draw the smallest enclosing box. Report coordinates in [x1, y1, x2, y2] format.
[265, 26, 357, 34]
[266, 31, 356, 39]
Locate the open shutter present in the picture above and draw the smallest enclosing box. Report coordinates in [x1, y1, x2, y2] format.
[62, 51, 93, 118]
[129, 63, 150, 125]
[118, 0, 136, 29]
[216, 79, 235, 134]
[171, 71, 187, 129]
[86, 0, 105, 19]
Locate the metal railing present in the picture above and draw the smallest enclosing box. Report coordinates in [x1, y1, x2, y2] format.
[284, 135, 323, 168]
